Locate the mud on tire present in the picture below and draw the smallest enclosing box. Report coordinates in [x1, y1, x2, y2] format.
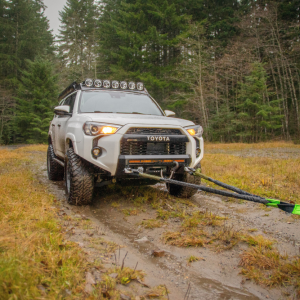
[167, 164, 201, 198]
[47, 144, 64, 181]
[65, 148, 94, 206]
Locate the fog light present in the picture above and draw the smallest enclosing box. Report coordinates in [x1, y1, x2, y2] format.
[92, 147, 102, 158]
[196, 147, 201, 157]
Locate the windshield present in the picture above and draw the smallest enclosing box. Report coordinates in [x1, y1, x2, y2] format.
[79, 91, 163, 116]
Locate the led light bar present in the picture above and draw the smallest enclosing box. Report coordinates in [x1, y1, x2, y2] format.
[83, 79, 145, 90]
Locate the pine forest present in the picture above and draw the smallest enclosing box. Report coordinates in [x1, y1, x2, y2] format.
[0, 0, 300, 144]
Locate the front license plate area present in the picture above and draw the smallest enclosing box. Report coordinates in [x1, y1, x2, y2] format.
[147, 143, 165, 154]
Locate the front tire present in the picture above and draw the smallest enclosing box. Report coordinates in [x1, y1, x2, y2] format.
[47, 144, 64, 181]
[65, 148, 94, 206]
[167, 164, 201, 198]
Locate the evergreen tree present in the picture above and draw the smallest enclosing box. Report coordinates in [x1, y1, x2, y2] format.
[0, 0, 53, 86]
[58, 0, 99, 84]
[0, 0, 54, 144]
[14, 58, 58, 143]
[233, 62, 283, 142]
[98, 0, 189, 102]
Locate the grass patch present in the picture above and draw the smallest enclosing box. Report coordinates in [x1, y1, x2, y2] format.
[164, 229, 205, 247]
[187, 255, 202, 263]
[0, 147, 87, 298]
[240, 243, 300, 291]
[202, 152, 300, 204]
[141, 219, 164, 229]
[205, 141, 300, 151]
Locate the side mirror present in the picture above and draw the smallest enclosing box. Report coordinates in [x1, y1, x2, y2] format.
[165, 110, 176, 117]
[54, 105, 71, 116]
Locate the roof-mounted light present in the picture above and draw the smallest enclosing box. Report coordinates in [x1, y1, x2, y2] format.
[120, 81, 127, 89]
[85, 78, 93, 87]
[112, 80, 119, 89]
[103, 80, 111, 88]
[128, 82, 135, 90]
[137, 82, 144, 91]
[94, 79, 102, 88]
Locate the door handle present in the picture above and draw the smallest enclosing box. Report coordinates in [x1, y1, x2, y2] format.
[52, 124, 55, 126]
[58, 124, 61, 127]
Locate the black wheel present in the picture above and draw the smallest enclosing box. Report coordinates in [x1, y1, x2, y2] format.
[64, 148, 94, 206]
[47, 144, 64, 181]
[167, 164, 201, 198]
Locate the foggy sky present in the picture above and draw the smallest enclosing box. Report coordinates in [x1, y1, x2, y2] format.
[43, 0, 67, 36]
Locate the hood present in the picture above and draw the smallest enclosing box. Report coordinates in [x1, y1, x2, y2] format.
[83, 113, 195, 127]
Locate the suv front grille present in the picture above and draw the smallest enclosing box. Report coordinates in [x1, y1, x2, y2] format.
[126, 128, 182, 135]
[120, 141, 186, 155]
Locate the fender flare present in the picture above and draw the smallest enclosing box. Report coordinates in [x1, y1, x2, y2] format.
[66, 133, 78, 154]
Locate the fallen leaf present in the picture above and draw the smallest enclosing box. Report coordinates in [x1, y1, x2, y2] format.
[151, 250, 165, 257]
[147, 293, 160, 298]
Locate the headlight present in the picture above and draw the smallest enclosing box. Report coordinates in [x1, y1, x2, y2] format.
[185, 125, 203, 137]
[83, 122, 122, 136]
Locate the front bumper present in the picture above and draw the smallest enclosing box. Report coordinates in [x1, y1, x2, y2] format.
[76, 124, 204, 176]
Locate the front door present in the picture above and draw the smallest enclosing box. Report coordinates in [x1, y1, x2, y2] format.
[56, 93, 76, 158]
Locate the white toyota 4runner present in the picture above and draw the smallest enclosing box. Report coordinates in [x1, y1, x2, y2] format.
[47, 79, 204, 205]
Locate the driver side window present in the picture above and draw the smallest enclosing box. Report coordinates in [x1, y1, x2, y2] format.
[63, 93, 76, 114]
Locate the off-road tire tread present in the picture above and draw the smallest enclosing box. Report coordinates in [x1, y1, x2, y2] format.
[65, 148, 94, 206]
[167, 164, 201, 198]
[47, 144, 64, 181]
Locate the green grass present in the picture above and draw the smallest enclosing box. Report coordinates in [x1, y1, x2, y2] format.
[203, 142, 300, 204]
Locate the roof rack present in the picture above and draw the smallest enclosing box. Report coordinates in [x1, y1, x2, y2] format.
[58, 82, 81, 101]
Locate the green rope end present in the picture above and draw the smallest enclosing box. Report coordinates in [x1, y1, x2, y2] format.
[193, 168, 202, 177]
[265, 199, 280, 207]
[292, 204, 300, 216]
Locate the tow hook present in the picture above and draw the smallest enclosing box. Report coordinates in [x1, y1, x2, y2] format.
[169, 161, 180, 179]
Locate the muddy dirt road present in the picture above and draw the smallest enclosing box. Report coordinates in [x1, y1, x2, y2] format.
[31, 147, 300, 300]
